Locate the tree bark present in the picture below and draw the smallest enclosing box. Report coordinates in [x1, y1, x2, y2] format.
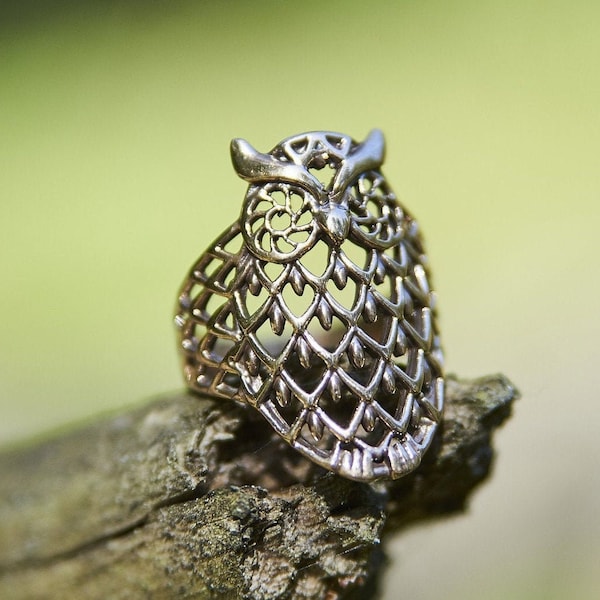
[0, 374, 517, 599]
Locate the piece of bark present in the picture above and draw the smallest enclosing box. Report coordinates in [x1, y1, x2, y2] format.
[0, 374, 517, 599]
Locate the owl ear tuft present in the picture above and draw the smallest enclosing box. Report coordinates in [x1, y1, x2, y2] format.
[230, 137, 325, 196]
[331, 129, 386, 195]
[360, 129, 386, 165]
[230, 138, 263, 181]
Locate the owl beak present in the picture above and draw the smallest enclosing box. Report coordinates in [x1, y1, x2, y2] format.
[321, 204, 350, 246]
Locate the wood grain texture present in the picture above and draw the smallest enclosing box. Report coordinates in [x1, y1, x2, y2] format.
[0, 374, 517, 599]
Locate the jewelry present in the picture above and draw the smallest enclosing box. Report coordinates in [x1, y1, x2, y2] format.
[175, 130, 444, 482]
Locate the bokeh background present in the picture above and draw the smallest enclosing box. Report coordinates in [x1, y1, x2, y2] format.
[1, 1, 598, 598]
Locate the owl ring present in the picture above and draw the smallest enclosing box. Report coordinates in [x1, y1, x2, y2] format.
[175, 129, 444, 482]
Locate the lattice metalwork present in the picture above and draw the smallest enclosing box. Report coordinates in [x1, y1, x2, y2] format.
[175, 130, 444, 481]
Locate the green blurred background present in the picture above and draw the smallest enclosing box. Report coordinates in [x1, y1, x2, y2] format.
[1, 1, 598, 598]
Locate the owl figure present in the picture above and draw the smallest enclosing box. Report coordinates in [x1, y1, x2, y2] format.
[176, 130, 444, 481]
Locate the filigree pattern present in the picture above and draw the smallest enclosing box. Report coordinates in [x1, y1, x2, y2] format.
[242, 183, 318, 262]
[176, 130, 444, 481]
[349, 172, 404, 248]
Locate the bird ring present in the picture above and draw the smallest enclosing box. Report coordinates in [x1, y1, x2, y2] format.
[175, 130, 444, 482]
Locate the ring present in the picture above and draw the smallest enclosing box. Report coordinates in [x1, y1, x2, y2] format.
[175, 130, 444, 482]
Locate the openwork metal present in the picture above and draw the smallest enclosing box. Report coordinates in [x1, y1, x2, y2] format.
[175, 130, 444, 482]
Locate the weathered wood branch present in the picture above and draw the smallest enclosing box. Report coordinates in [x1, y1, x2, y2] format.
[0, 374, 517, 599]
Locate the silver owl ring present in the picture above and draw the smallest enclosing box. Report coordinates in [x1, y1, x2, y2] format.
[175, 130, 444, 482]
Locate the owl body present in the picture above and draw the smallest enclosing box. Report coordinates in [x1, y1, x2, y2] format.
[176, 131, 444, 481]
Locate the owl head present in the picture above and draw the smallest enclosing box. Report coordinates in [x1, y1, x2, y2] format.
[231, 130, 404, 262]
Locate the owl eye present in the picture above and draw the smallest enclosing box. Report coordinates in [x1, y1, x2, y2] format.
[348, 172, 405, 249]
[242, 182, 320, 262]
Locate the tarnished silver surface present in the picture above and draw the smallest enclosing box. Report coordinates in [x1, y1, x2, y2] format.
[175, 130, 444, 482]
